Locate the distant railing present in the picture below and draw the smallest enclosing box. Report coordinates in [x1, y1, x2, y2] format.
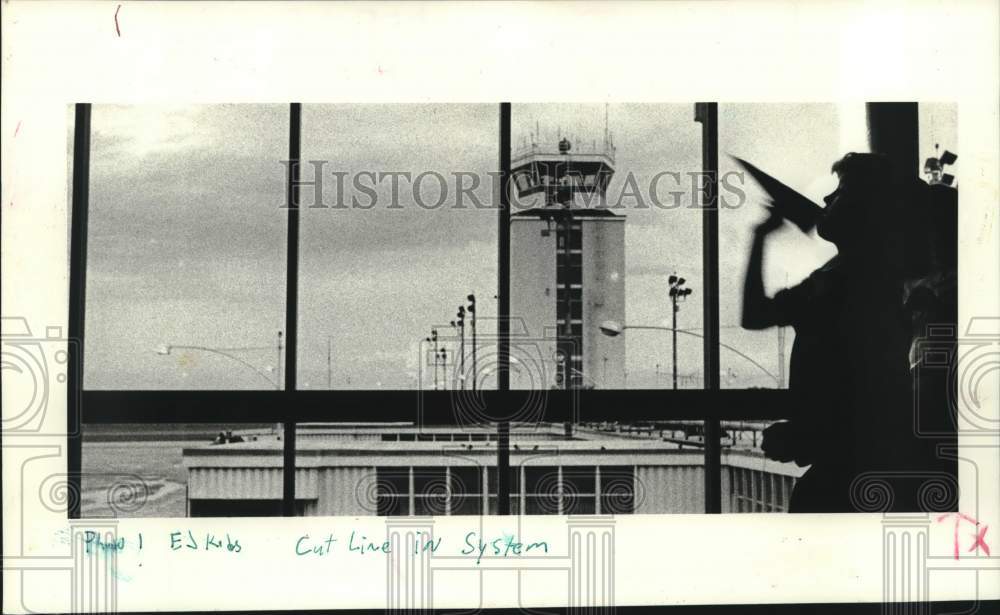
[579, 419, 771, 445]
[512, 141, 616, 164]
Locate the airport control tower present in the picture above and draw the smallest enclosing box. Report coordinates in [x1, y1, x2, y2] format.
[509, 126, 625, 390]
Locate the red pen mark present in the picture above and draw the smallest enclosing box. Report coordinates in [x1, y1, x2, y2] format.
[14, 120, 21, 137]
[937, 513, 990, 559]
[114, 5, 121, 37]
[970, 525, 990, 556]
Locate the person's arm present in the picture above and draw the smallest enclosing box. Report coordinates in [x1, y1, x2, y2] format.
[742, 207, 785, 330]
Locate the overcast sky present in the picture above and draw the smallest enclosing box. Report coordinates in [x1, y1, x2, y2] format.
[81, 103, 956, 390]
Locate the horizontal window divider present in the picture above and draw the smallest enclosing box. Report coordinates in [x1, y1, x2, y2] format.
[81, 389, 796, 424]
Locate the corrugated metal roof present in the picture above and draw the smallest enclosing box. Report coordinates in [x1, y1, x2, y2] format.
[188, 467, 320, 500]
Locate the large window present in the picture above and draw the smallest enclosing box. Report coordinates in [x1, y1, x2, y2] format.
[83, 105, 289, 390]
[374, 465, 635, 517]
[297, 104, 498, 391]
[73, 102, 947, 518]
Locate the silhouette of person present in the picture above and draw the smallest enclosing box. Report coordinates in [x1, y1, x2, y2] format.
[903, 184, 957, 366]
[903, 182, 958, 496]
[743, 152, 914, 512]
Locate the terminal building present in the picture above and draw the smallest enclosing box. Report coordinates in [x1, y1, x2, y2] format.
[183, 423, 804, 517]
[181, 132, 802, 517]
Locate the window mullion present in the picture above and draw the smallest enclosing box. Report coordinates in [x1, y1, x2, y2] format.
[695, 102, 722, 514]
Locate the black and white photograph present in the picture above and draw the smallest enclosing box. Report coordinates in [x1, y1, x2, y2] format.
[74, 102, 960, 519]
[3, 2, 997, 614]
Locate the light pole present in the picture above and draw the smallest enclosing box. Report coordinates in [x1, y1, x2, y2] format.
[453, 305, 466, 389]
[598, 321, 781, 388]
[154, 342, 280, 389]
[467, 294, 477, 392]
[276, 330, 283, 387]
[438, 347, 448, 390]
[668, 274, 693, 390]
[425, 329, 440, 390]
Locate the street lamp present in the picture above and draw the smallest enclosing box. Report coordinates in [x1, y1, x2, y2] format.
[467, 293, 477, 392]
[452, 305, 466, 390]
[438, 347, 449, 390]
[276, 330, 283, 386]
[598, 321, 624, 337]
[154, 341, 280, 389]
[425, 329, 440, 390]
[668, 274, 693, 390]
[598, 320, 781, 387]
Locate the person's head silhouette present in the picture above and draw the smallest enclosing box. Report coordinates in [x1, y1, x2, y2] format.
[818, 152, 897, 257]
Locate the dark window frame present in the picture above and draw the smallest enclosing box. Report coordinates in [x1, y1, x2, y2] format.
[67, 102, 797, 519]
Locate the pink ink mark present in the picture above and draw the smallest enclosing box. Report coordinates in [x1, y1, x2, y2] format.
[114, 5, 121, 37]
[14, 120, 21, 137]
[969, 525, 990, 556]
[937, 513, 990, 559]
